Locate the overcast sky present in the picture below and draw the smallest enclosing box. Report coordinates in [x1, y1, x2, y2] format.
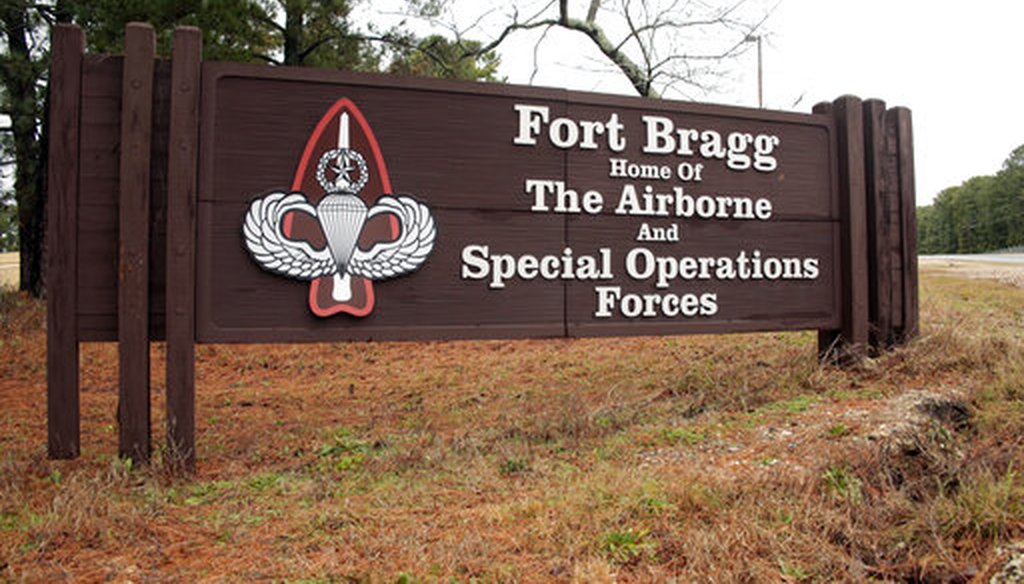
[389, 0, 1024, 205]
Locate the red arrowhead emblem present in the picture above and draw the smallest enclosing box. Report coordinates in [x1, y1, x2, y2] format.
[281, 98, 399, 317]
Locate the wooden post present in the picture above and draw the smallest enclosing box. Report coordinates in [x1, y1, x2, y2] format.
[889, 107, 919, 341]
[166, 27, 202, 473]
[813, 101, 841, 358]
[817, 96, 869, 363]
[118, 23, 156, 464]
[862, 99, 894, 350]
[47, 24, 84, 459]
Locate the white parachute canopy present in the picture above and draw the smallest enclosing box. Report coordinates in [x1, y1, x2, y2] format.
[316, 193, 367, 274]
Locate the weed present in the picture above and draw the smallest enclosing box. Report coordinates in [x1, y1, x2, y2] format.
[0, 511, 18, 531]
[184, 480, 236, 506]
[778, 559, 810, 580]
[763, 394, 818, 414]
[246, 472, 285, 494]
[601, 527, 655, 565]
[316, 428, 372, 472]
[937, 464, 1024, 542]
[773, 509, 794, 527]
[662, 427, 705, 446]
[630, 493, 672, 517]
[821, 464, 864, 505]
[499, 458, 530, 476]
[826, 423, 851, 438]
[108, 456, 133, 481]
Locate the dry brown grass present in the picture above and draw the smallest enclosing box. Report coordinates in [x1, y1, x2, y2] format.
[1, 268, 1022, 582]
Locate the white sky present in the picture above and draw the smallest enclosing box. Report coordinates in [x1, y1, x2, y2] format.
[367, 0, 1024, 205]
[5, 1, 1018, 207]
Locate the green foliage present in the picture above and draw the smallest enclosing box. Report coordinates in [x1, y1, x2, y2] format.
[936, 464, 1024, 542]
[661, 426, 705, 446]
[761, 394, 817, 414]
[0, 190, 16, 251]
[498, 457, 530, 475]
[826, 423, 850, 438]
[918, 144, 1024, 253]
[0, 0, 501, 294]
[184, 480, 236, 506]
[600, 527, 655, 565]
[316, 428, 371, 472]
[0, 1, 50, 286]
[65, 0, 277, 62]
[387, 35, 502, 82]
[778, 559, 810, 580]
[821, 464, 863, 505]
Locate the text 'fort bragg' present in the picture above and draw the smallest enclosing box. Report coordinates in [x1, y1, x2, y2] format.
[459, 103, 822, 320]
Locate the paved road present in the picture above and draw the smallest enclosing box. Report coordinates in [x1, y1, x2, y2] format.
[921, 254, 1024, 266]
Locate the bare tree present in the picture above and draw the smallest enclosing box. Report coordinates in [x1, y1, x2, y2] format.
[378, 0, 776, 98]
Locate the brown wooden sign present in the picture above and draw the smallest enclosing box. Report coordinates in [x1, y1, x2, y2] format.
[198, 63, 840, 342]
[45, 23, 919, 471]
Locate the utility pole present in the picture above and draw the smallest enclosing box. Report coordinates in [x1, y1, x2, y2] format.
[745, 35, 763, 108]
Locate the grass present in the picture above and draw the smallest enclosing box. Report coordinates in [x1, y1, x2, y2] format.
[821, 464, 864, 505]
[0, 267, 1023, 580]
[601, 527, 655, 565]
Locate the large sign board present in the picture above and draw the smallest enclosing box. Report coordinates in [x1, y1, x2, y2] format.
[46, 24, 919, 469]
[197, 64, 839, 342]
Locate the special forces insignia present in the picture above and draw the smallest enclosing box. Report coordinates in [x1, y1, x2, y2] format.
[242, 99, 436, 317]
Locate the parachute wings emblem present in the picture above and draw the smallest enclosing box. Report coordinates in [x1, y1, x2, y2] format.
[242, 191, 436, 282]
[242, 192, 335, 280]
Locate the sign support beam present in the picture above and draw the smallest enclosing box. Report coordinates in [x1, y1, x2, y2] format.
[46, 24, 84, 459]
[117, 23, 156, 464]
[165, 26, 202, 473]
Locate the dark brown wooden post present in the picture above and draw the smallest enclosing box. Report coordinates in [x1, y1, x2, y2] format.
[889, 107, 919, 341]
[118, 23, 156, 464]
[813, 101, 840, 357]
[166, 27, 202, 473]
[46, 24, 84, 459]
[862, 99, 894, 350]
[817, 96, 869, 362]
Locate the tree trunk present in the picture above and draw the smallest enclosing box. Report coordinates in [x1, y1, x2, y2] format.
[1, 3, 44, 296]
[283, 0, 304, 66]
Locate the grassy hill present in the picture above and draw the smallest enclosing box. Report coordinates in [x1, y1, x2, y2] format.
[1, 266, 1022, 581]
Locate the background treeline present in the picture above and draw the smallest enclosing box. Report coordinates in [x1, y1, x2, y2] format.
[1, 0, 501, 294]
[918, 145, 1024, 254]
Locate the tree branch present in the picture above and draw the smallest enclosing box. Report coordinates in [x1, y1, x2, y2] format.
[297, 35, 336, 61]
[251, 53, 282, 65]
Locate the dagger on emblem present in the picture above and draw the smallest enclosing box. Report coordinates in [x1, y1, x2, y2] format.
[315, 112, 369, 302]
